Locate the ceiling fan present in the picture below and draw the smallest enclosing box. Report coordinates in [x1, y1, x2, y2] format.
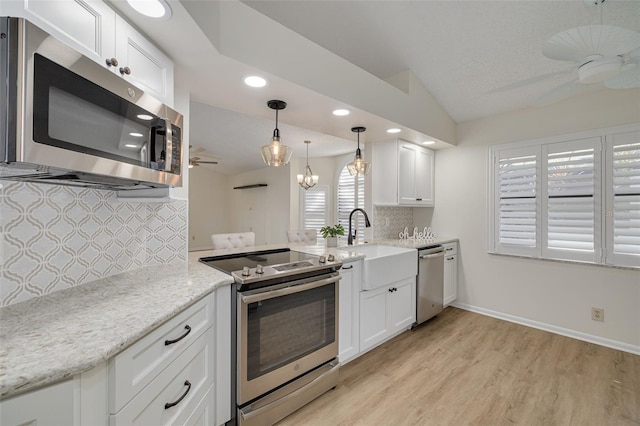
[189, 145, 218, 168]
[490, 0, 640, 105]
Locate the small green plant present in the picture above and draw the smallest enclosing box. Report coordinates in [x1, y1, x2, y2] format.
[319, 224, 345, 238]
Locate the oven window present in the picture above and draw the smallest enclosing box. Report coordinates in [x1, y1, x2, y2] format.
[246, 284, 335, 381]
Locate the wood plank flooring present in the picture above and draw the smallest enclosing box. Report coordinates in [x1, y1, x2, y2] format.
[277, 307, 640, 426]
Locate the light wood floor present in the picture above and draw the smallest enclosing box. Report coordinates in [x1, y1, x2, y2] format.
[277, 307, 640, 426]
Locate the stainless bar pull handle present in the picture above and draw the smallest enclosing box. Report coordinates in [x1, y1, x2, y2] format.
[164, 118, 173, 172]
[419, 251, 445, 259]
[241, 275, 340, 304]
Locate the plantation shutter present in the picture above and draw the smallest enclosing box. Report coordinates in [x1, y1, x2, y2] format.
[302, 186, 328, 235]
[605, 132, 640, 267]
[337, 165, 365, 243]
[494, 147, 540, 256]
[543, 138, 601, 262]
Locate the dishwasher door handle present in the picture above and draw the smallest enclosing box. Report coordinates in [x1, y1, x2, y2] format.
[419, 251, 445, 259]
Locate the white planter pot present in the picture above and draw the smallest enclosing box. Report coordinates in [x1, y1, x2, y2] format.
[325, 237, 337, 247]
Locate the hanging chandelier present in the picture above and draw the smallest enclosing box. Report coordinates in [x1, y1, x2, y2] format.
[297, 140, 319, 190]
[347, 126, 370, 176]
[261, 100, 293, 167]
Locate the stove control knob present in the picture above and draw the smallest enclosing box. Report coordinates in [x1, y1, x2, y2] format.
[256, 264, 264, 274]
[327, 254, 335, 262]
[319, 256, 326, 264]
[242, 266, 251, 276]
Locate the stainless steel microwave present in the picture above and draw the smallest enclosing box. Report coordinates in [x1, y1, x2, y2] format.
[0, 17, 183, 190]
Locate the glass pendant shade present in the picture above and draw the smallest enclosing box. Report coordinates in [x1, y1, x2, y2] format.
[347, 126, 370, 176]
[297, 140, 318, 190]
[261, 100, 293, 167]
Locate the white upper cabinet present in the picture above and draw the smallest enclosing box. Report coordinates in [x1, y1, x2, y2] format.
[114, 15, 174, 105]
[7, 0, 174, 105]
[373, 140, 435, 207]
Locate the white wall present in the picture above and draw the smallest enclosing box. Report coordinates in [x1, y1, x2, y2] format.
[228, 166, 291, 245]
[415, 88, 640, 352]
[188, 166, 230, 251]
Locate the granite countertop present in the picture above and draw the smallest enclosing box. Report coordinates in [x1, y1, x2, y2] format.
[0, 260, 233, 399]
[189, 236, 459, 263]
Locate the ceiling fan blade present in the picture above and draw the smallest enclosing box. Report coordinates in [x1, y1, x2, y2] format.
[486, 69, 573, 94]
[196, 160, 219, 164]
[534, 79, 596, 106]
[605, 63, 640, 89]
[543, 25, 640, 62]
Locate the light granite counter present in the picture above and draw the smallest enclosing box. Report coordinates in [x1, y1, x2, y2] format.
[188, 236, 459, 263]
[0, 260, 233, 398]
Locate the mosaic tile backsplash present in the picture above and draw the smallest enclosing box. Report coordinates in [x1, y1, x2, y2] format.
[373, 206, 414, 239]
[0, 180, 187, 306]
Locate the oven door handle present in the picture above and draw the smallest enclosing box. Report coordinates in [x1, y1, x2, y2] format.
[240, 275, 340, 304]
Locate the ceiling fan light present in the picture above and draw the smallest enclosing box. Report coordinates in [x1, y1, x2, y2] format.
[578, 56, 623, 83]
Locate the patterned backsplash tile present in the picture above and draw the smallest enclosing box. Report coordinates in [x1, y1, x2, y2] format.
[0, 180, 187, 306]
[373, 206, 414, 239]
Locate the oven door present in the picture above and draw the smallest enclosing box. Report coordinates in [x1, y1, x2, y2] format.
[237, 273, 339, 405]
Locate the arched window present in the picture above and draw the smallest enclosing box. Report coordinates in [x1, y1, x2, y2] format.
[337, 164, 365, 243]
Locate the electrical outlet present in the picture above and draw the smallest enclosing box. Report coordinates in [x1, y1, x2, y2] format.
[591, 307, 604, 322]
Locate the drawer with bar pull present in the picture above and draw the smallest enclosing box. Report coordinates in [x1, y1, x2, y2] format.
[108, 293, 215, 413]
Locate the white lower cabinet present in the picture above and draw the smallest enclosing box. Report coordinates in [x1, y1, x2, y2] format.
[0, 289, 231, 426]
[443, 242, 458, 306]
[359, 277, 416, 352]
[0, 379, 77, 425]
[109, 328, 214, 425]
[338, 260, 361, 364]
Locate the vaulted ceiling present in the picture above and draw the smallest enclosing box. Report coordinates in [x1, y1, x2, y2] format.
[110, 0, 640, 174]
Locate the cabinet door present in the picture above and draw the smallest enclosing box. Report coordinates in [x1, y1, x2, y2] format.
[414, 148, 434, 206]
[20, 0, 116, 64]
[114, 15, 174, 105]
[387, 277, 416, 332]
[398, 143, 417, 205]
[359, 286, 388, 352]
[0, 379, 77, 426]
[444, 254, 457, 306]
[338, 262, 361, 364]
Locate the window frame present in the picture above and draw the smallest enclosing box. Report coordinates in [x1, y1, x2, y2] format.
[488, 123, 640, 269]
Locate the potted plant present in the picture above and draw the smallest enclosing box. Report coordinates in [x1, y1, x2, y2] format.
[319, 224, 345, 247]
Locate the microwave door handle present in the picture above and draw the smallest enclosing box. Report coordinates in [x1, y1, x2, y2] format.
[163, 118, 173, 172]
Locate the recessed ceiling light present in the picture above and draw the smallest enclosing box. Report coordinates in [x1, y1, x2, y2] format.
[126, 0, 172, 19]
[137, 114, 153, 121]
[387, 128, 401, 134]
[125, 144, 138, 148]
[422, 140, 436, 145]
[129, 132, 144, 137]
[332, 109, 350, 116]
[244, 76, 268, 88]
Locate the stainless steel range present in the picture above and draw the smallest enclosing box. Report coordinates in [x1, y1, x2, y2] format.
[200, 248, 342, 426]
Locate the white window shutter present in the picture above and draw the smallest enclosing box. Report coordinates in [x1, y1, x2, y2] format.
[337, 166, 365, 243]
[605, 132, 640, 267]
[543, 138, 601, 263]
[494, 147, 540, 256]
[302, 186, 328, 234]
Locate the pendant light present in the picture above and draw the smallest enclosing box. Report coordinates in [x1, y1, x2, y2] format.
[261, 100, 293, 167]
[347, 126, 370, 176]
[297, 140, 319, 190]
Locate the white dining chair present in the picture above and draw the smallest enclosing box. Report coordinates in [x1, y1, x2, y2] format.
[211, 232, 256, 249]
[286, 229, 318, 243]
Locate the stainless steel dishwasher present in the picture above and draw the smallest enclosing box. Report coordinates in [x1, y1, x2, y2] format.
[414, 245, 445, 326]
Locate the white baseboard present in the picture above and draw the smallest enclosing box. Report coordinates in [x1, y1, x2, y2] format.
[451, 302, 640, 356]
